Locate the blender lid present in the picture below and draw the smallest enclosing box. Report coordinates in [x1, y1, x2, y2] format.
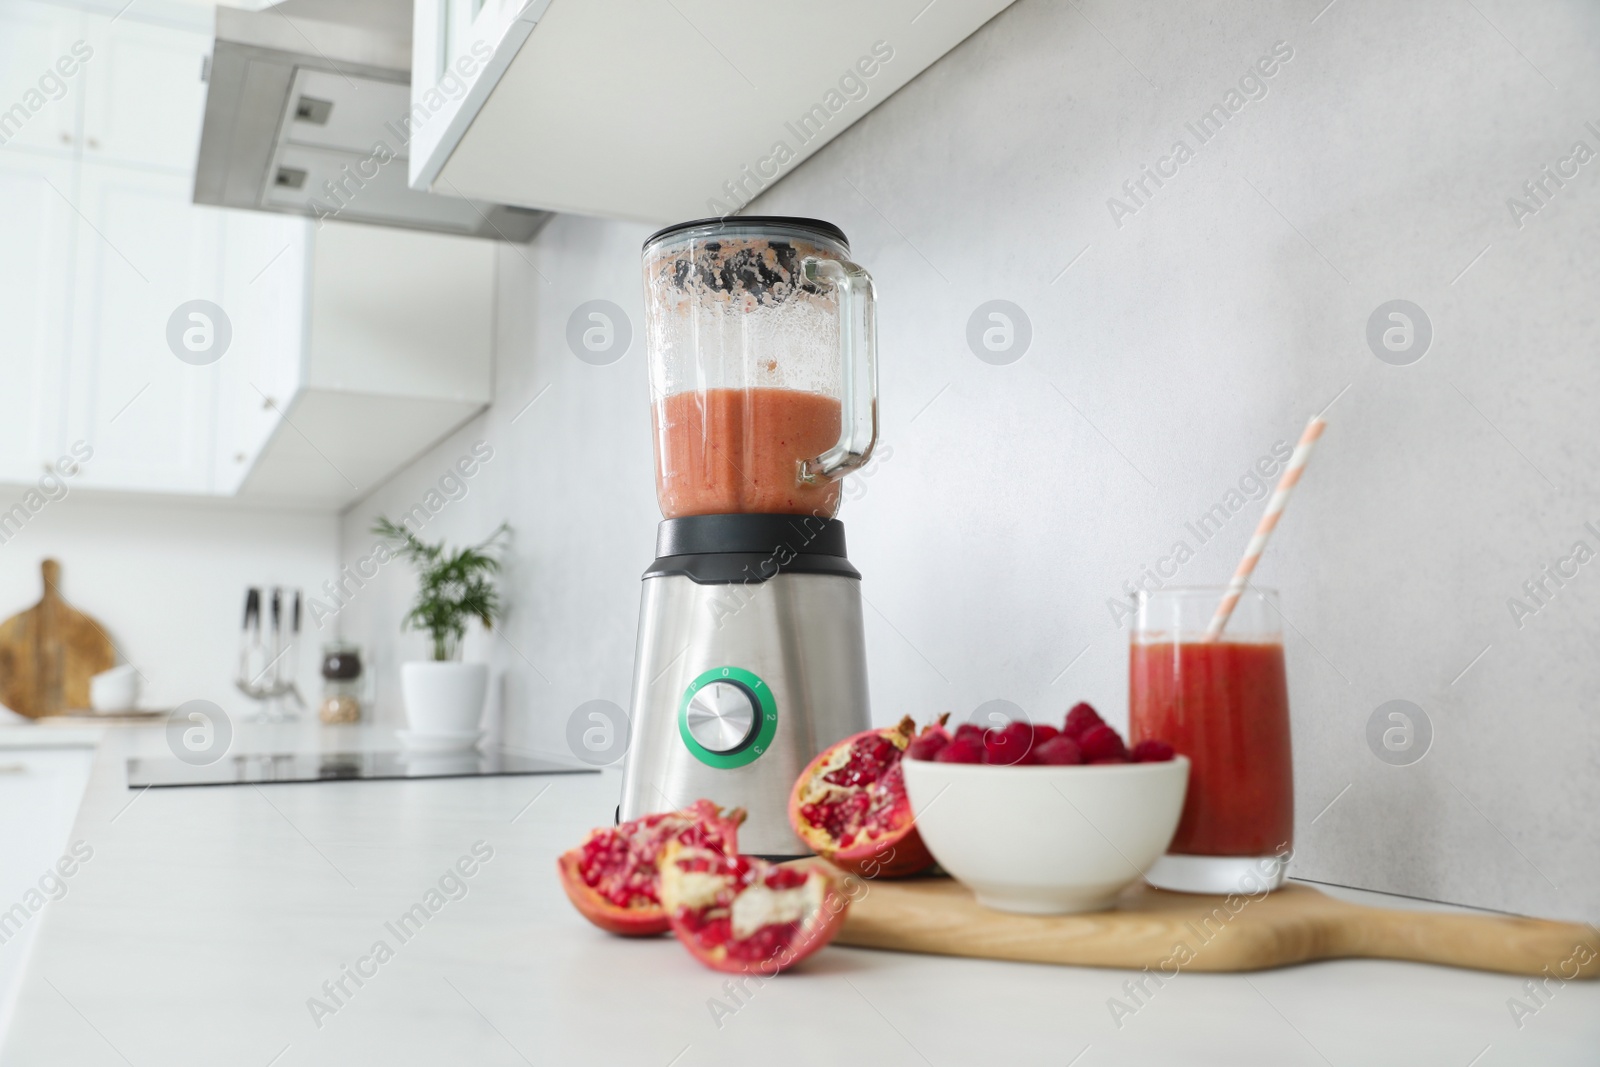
[643, 216, 849, 251]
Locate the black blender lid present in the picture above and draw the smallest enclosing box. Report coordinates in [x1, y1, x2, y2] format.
[643, 216, 849, 251]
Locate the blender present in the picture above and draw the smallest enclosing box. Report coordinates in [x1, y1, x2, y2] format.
[618, 217, 879, 857]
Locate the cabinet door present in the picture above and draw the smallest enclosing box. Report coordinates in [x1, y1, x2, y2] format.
[79, 14, 209, 173]
[65, 161, 225, 494]
[212, 211, 311, 495]
[0, 151, 75, 483]
[0, 747, 94, 1030]
[0, 0, 86, 159]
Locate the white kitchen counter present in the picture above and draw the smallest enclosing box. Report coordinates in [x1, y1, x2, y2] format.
[1, 723, 1595, 1066]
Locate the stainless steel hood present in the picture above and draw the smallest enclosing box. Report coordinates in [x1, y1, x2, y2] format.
[195, 6, 548, 241]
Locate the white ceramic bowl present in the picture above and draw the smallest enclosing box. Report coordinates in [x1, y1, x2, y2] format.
[89, 664, 141, 713]
[902, 756, 1189, 914]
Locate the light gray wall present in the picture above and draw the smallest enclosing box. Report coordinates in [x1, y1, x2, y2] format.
[339, 0, 1600, 923]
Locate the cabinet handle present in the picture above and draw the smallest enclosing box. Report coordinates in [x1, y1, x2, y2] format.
[0, 763, 28, 775]
[60, 132, 71, 144]
[88, 138, 100, 149]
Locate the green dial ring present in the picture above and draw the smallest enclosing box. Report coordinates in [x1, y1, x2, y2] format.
[678, 666, 778, 769]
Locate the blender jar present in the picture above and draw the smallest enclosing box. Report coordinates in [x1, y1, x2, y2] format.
[641, 217, 878, 519]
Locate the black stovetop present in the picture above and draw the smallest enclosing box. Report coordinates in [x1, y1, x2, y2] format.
[126, 748, 598, 789]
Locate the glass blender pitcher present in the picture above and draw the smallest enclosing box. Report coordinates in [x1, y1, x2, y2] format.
[642, 217, 878, 519]
[620, 217, 878, 858]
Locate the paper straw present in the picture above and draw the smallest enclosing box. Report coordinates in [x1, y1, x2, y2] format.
[1204, 415, 1326, 640]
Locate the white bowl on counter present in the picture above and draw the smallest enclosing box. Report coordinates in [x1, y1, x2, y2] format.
[901, 756, 1189, 914]
[89, 664, 141, 713]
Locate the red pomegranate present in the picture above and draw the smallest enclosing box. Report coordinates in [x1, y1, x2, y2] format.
[659, 842, 849, 974]
[557, 800, 744, 936]
[787, 716, 940, 879]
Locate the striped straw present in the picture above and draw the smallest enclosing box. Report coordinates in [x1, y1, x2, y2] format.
[1204, 415, 1327, 640]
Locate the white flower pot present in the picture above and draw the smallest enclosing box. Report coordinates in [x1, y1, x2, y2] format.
[401, 661, 488, 735]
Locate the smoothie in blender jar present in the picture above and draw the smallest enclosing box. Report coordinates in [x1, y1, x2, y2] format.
[653, 387, 842, 518]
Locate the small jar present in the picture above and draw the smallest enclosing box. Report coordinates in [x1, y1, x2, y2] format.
[318, 642, 364, 725]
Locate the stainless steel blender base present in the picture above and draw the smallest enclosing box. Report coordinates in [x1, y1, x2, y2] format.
[619, 571, 870, 856]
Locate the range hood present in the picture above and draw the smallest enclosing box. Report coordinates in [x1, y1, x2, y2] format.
[195, 6, 548, 241]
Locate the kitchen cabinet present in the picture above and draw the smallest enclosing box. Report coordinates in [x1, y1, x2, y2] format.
[0, 0, 230, 495]
[406, 0, 1019, 221]
[78, 13, 209, 172]
[0, 2, 493, 508]
[0, 0, 84, 159]
[65, 161, 226, 494]
[0, 4, 207, 170]
[0, 151, 74, 484]
[234, 220, 495, 509]
[0, 743, 94, 1033]
[211, 211, 312, 497]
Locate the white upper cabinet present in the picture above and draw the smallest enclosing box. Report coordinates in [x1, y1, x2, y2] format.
[211, 209, 311, 496]
[407, 0, 1019, 221]
[65, 161, 225, 494]
[0, 4, 495, 507]
[235, 220, 495, 510]
[0, 151, 74, 483]
[0, 0, 85, 158]
[79, 14, 210, 172]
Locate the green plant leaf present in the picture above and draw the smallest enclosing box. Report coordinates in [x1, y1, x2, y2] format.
[372, 517, 510, 659]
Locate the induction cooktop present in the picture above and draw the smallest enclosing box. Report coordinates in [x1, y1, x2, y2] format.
[126, 748, 598, 789]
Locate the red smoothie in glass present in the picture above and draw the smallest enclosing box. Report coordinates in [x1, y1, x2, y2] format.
[1129, 640, 1293, 856]
[653, 387, 843, 518]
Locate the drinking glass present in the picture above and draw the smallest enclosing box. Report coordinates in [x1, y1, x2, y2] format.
[1130, 587, 1294, 893]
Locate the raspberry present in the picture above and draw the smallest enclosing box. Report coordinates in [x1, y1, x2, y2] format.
[1033, 724, 1060, 744]
[983, 721, 1034, 765]
[1032, 735, 1084, 765]
[1077, 723, 1128, 762]
[1064, 702, 1104, 738]
[1131, 739, 1175, 763]
[954, 723, 984, 743]
[1089, 756, 1130, 764]
[906, 727, 950, 761]
[934, 736, 984, 763]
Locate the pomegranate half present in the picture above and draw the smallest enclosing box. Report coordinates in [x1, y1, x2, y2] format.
[659, 842, 849, 974]
[787, 716, 938, 879]
[557, 800, 743, 936]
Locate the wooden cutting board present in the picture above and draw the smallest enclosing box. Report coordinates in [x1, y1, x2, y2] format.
[0, 559, 115, 718]
[832, 873, 1600, 978]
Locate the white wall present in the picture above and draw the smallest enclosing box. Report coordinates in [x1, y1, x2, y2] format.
[333, 219, 657, 751]
[0, 491, 336, 722]
[339, 0, 1600, 923]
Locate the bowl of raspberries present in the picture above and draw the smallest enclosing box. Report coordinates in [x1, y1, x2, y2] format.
[900, 703, 1188, 914]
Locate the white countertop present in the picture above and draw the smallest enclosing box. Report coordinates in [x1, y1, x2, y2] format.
[2, 723, 1596, 1066]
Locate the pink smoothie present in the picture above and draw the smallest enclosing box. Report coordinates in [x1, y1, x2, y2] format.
[653, 387, 843, 518]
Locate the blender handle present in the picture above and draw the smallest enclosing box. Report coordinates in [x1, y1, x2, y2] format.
[800, 256, 879, 482]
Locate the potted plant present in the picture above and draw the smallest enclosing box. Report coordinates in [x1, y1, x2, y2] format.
[373, 517, 508, 737]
